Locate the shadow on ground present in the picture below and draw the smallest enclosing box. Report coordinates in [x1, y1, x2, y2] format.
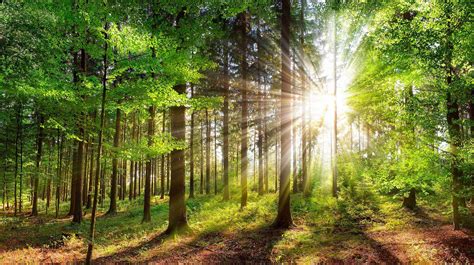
[94, 225, 286, 264]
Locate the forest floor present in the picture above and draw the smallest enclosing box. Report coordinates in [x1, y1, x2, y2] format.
[1, 188, 473, 264]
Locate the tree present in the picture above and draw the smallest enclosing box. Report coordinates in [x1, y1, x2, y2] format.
[86, 19, 109, 264]
[107, 107, 121, 216]
[274, 0, 293, 228]
[205, 109, 211, 194]
[222, 41, 230, 201]
[166, 8, 189, 234]
[238, 11, 249, 209]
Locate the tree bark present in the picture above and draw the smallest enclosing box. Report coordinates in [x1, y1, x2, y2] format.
[107, 108, 120, 215]
[445, 10, 461, 230]
[14, 104, 21, 215]
[205, 109, 211, 194]
[143, 106, 155, 222]
[238, 11, 249, 208]
[200, 119, 204, 194]
[300, 0, 309, 196]
[292, 56, 298, 194]
[86, 20, 109, 263]
[257, 23, 264, 196]
[214, 114, 218, 195]
[160, 111, 166, 199]
[31, 113, 44, 216]
[167, 83, 189, 233]
[189, 87, 195, 199]
[223, 42, 230, 200]
[332, 10, 338, 198]
[403, 188, 417, 210]
[274, 0, 293, 228]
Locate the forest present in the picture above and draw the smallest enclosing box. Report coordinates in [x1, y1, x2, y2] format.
[0, 0, 473, 263]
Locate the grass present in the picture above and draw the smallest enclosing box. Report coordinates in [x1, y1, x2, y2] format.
[0, 178, 469, 263]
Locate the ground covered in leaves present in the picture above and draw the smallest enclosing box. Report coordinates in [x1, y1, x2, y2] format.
[1, 188, 473, 264]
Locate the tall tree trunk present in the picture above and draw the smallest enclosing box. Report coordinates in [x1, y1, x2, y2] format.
[82, 141, 89, 206]
[86, 20, 109, 263]
[332, 10, 338, 198]
[19, 111, 24, 213]
[86, 126, 95, 209]
[214, 114, 218, 195]
[72, 130, 84, 223]
[300, 0, 309, 196]
[257, 23, 264, 196]
[445, 9, 462, 230]
[167, 83, 189, 233]
[200, 119, 204, 194]
[222, 42, 230, 200]
[263, 74, 269, 193]
[238, 11, 249, 208]
[166, 9, 188, 233]
[274, 0, 293, 228]
[189, 88, 195, 199]
[143, 106, 155, 222]
[206, 109, 211, 194]
[292, 57, 298, 194]
[31, 113, 44, 216]
[3, 131, 9, 212]
[14, 104, 21, 215]
[107, 108, 121, 215]
[46, 141, 53, 213]
[160, 111, 166, 199]
[133, 112, 138, 200]
[275, 131, 278, 193]
[56, 130, 63, 217]
[121, 114, 127, 200]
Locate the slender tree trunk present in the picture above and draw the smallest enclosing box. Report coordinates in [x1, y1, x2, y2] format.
[274, 0, 293, 228]
[133, 112, 138, 200]
[56, 130, 63, 217]
[129, 159, 134, 201]
[444, 11, 462, 230]
[263, 75, 269, 193]
[257, 24, 264, 196]
[19, 112, 23, 213]
[143, 106, 155, 222]
[86, 127, 94, 209]
[160, 111, 165, 199]
[200, 119, 204, 194]
[300, 0, 308, 196]
[46, 141, 53, 213]
[82, 141, 89, 206]
[238, 11, 249, 208]
[275, 131, 278, 193]
[331, 10, 338, 198]
[107, 108, 121, 215]
[166, 154, 170, 193]
[205, 109, 211, 194]
[14, 104, 21, 215]
[32, 113, 44, 216]
[121, 114, 127, 200]
[214, 114, 218, 195]
[222, 42, 230, 200]
[189, 88, 195, 199]
[292, 57, 298, 194]
[3, 131, 9, 212]
[86, 20, 109, 263]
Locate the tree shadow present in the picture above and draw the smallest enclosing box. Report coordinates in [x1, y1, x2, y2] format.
[93, 225, 286, 264]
